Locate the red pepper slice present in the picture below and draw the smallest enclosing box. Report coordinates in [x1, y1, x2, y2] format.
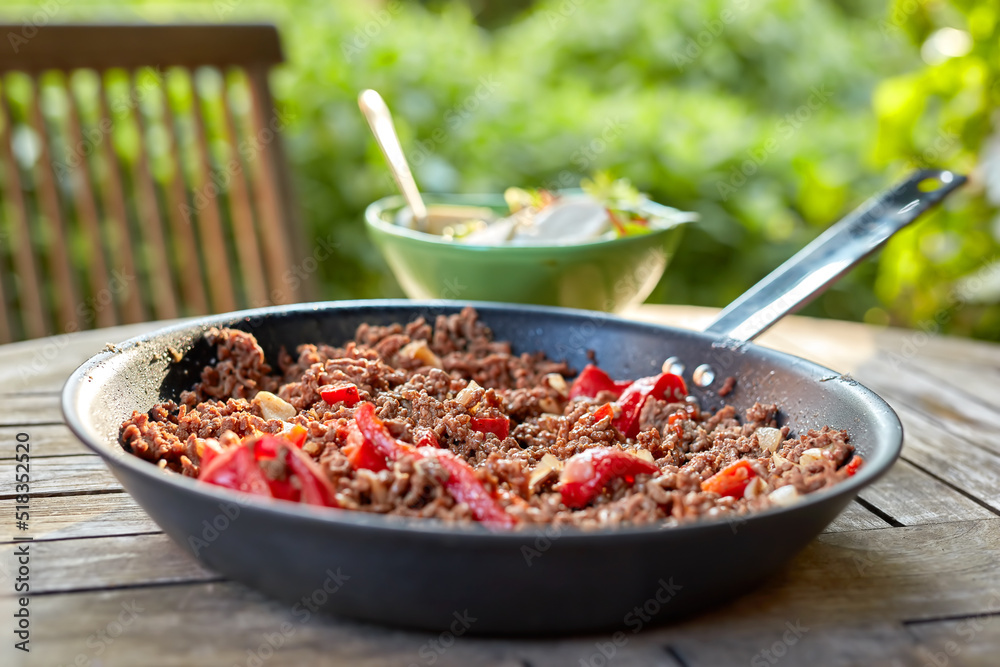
[592, 403, 615, 423]
[342, 425, 389, 472]
[573, 403, 615, 431]
[320, 383, 361, 407]
[568, 365, 632, 400]
[667, 409, 692, 438]
[285, 424, 308, 448]
[558, 448, 658, 509]
[253, 434, 283, 461]
[845, 455, 864, 476]
[354, 403, 515, 527]
[254, 434, 338, 505]
[285, 444, 340, 507]
[469, 416, 510, 440]
[419, 446, 516, 528]
[354, 402, 417, 460]
[199, 439, 224, 469]
[414, 427, 441, 449]
[613, 372, 688, 438]
[199, 444, 272, 497]
[701, 460, 757, 498]
[267, 478, 301, 502]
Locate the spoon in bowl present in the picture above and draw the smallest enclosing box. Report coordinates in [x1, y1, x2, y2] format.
[358, 89, 429, 230]
[358, 89, 495, 234]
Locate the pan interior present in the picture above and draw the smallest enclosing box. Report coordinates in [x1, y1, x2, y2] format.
[63, 300, 902, 531]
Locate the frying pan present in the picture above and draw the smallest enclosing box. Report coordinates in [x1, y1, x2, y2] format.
[62, 169, 964, 635]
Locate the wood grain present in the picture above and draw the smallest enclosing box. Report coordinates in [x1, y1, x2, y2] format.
[0, 423, 91, 459]
[28, 75, 80, 333]
[907, 612, 1000, 667]
[11, 582, 683, 667]
[663, 622, 924, 667]
[0, 24, 284, 72]
[0, 394, 63, 425]
[0, 533, 218, 594]
[823, 500, 891, 533]
[858, 458, 997, 526]
[0, 491, 157, 541]
[0, 82, 48, 339]
[0, 320, 166, 394]
[12, 520, 1000, 667]
[0, 306, 998, 665]
[0, 455, 120, 498]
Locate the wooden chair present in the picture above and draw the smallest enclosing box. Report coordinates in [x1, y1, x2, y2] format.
[0, 24, 312, 343]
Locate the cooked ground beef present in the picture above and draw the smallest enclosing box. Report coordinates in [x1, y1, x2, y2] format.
[120, 307, 857, 530]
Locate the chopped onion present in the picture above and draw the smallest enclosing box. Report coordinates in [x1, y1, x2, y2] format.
[399, 340, 443, 369]
[633, 448, 655, 463]
[756, 427, 782, 453]
[545, 373, 569, 397]
[768, 485, 800, 507]
[528, 453, 563, 492]
[743, 476, 769, 499]
[770, 453, 794, 470]
[799, 448, 826, 467]
[455, 380, 482, 407]
[538, 397, 562, 414]
[253, 391, 296, 421]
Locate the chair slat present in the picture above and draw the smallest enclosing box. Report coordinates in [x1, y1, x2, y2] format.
[127, 70, 178, 321]
[251, 68, 312, 303]
[0, 24, 284, 73]
[28, 77, 79, 332]
[61, 77, 116, 329]
[95, 75, 145, 324]
[186, 70, 236, 313]
[0, 84, 48, 338]
[218, 76, 268, 308]
[0, 24, 306, 340]
[158, 74, 208, 316]
[0, 247, 13, 343]
[246, 66, 295, 305]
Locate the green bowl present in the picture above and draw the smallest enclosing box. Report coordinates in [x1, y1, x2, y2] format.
[364, 193, 693, 312]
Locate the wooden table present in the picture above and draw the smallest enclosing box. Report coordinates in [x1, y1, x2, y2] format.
[2, 305, 999, 667]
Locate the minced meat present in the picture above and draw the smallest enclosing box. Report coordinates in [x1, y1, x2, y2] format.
[120, 307, 857, 529]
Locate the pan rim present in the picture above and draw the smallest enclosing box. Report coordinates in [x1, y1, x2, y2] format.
[60, 298, 903, 541]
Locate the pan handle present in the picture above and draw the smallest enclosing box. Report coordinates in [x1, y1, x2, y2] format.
[703, 168, 967, 344]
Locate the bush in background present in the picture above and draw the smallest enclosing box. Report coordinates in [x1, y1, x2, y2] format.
[3, 0, 997, 338]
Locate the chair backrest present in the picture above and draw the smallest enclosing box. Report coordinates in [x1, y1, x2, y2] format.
[0, 23, 312, 343]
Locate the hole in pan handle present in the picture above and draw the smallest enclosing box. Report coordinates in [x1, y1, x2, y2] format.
[703, 168, 967, 344]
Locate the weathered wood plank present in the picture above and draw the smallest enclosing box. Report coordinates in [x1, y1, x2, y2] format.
[704, 519, 1000, 625]
[0, 492, 158, 542]
[911, 354, 1000, 412]
[13, 521, 1000, 667]
[0, 394, 63, 426]
[7, 581, 681, 667]
[853, 356, 1000, 461]
[906, 611, 1000, 667]
[0, 455, 121, 499]
[664, 622, 924, 667]
[890, 404, 1000, 514]
[1, 303, 1000, 665]
[0, 534, 218, 595]
[824, 500, 891, 533]
[858, 459, 997, 526]
[0, 321, 166, 395]
[0, 424, 91, 459]
[8, 520, 1000, 625]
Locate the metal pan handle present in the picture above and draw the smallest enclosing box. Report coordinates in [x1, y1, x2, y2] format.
[703, 168, 967, 344]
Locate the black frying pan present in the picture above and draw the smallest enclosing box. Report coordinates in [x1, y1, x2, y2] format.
[62, 170, 964, 635]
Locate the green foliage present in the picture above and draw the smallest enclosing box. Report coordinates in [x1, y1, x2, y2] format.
[4, 0, 997, 337]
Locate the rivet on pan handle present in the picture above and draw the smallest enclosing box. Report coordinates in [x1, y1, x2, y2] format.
[703, 168, 967, 345]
